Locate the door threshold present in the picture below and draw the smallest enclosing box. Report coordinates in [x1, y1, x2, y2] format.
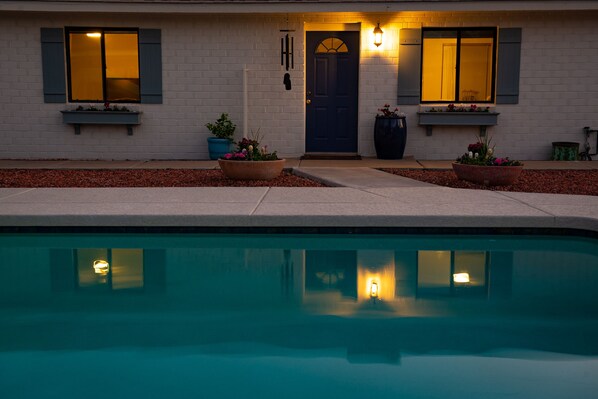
[301, 153, 362, 160]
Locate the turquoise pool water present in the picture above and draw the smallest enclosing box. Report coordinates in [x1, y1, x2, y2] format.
[0, 233, 597, 398]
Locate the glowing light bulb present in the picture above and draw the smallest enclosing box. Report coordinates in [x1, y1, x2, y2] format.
[370, 281, 379, 298]
[373, 23, 383, 47]
[453, 273, 470, 283]
[93, 259, 110, 275]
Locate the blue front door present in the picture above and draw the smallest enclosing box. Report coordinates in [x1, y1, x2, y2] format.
[306, 31, 359, 153]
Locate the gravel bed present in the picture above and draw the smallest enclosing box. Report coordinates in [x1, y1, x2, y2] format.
[0, 168, 596, 196]
[0, 169, 325, 188]
[381, 169, 598, 196]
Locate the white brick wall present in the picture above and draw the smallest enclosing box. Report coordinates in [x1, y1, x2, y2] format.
[0, 10, 596, 160]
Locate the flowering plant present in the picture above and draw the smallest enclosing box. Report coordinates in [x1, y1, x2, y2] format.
[456, 135, 522, 166]
[428, 104, 490, 113]
[377, 104, 405, 117]
[74, 102, 131, 112]
[222, 129, 279, 161]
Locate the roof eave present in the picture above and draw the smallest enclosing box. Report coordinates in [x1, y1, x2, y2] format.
[2, 1, 598, 14]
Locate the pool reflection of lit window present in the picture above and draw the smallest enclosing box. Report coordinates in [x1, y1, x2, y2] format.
[453, 272, 470, 283]
[76, 248, 144, 291]
[418, 251, 488, 297]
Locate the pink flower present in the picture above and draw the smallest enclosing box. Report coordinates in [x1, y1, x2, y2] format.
[224, 153, 232, 159]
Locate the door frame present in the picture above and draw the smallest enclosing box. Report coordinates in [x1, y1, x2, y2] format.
[304, 23, 361, 155]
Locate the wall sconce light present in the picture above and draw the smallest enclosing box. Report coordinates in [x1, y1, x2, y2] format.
[93, 259, 110, 276]
[373, 23, 383, 47]
[453, 273, 470, 284]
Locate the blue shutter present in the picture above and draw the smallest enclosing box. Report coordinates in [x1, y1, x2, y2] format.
[139, 29, 163, 104]
[40, 28, 66, 103]
[397, 28, 421, 105]
[496, 28, 522, 104]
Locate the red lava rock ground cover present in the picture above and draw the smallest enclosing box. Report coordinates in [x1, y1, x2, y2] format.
[381, 169, 598, 196]
[0, 169, 325, 188]
[1, 168, 596, 196]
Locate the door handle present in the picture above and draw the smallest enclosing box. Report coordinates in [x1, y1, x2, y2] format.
[306, 99, 311, 104]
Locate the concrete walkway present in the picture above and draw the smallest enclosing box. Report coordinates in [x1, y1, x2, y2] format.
[0, 158, 596, 233]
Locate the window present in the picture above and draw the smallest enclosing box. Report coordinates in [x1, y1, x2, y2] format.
[417, 250, 488, 297]
[421, 28, 497, 103]
[66, 28, 140, 103]
[76, 248, 144, 291]
[315, 37, 349, 54]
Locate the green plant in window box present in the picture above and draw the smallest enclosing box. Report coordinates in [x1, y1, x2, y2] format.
[73, 102, 132, 112]
[427, 104, 491, 113]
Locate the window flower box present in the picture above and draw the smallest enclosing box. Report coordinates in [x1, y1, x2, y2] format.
[417, 108, 499, 136]
[61, 110, 141, 135]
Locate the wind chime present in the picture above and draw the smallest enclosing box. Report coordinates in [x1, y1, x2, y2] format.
[280, 15, 294, 90]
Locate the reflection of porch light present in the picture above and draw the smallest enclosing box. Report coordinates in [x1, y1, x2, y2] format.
[369, 281, 379, 298]
[93, 259, 110, 275]
[453, 273, 470, 283]
[86, 32, 101, 38]
[373, 23, 383, 47]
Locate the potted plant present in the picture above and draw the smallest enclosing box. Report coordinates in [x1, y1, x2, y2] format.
[374, 104, 407, 159]
[452, 135, 523, 186]
[205, 113, 236, 160]
[218, 130, 285, 180]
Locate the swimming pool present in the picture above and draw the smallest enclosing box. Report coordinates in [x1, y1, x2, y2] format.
[0, 232, 597, 398]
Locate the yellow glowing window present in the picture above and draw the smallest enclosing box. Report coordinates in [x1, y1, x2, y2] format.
[76, 248, 144, 290]
[67, 29, 140, 102]
[421, 29, 496, 103]
[454, 251, 486, 287]
[316, 37, 349, 54]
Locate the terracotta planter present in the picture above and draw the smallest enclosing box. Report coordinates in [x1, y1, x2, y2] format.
[218, 159, 285, 180]
[452, 162, 523, 186]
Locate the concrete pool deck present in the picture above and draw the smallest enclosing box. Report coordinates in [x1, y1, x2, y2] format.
[0, 158, 596, 233]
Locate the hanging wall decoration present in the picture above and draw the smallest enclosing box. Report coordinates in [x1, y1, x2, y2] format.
[280, 15, 294, 90]
[280, 30, 294, 71]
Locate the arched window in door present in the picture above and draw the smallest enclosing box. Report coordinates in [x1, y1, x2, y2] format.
[315, 37, 349, 54]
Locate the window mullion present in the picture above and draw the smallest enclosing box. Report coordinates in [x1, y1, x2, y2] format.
[455, 30, 461, 102]
[100, 30, 107, 102]
[450, 251, 455, 294]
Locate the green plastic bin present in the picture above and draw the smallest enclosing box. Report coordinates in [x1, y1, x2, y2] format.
[551, 142, 579, 161]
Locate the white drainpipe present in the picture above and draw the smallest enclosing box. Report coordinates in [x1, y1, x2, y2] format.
[243, 65, 248, 139]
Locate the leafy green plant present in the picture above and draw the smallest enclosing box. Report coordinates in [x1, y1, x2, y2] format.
[206, 113, 236, 140]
